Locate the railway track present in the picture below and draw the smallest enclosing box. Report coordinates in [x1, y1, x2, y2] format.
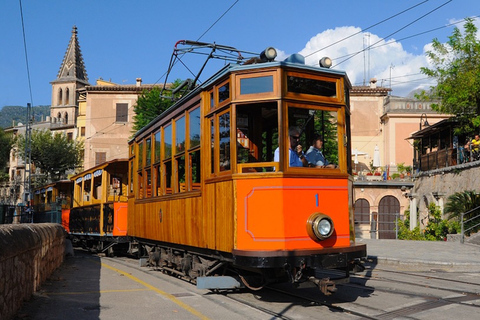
[106, 254, 480, 319]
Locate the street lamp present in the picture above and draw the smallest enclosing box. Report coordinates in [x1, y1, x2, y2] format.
[419, 113, 430, 130]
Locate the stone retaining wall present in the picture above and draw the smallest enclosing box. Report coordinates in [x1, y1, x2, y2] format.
[0, 223, 65, 320]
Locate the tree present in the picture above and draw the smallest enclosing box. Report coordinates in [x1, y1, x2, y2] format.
[132, 79, 185, 132]
[0, 128, 14, 181]
[444, 190, 480, 235]
[17, 129, 83, 183]
[418, 18, 480, 135]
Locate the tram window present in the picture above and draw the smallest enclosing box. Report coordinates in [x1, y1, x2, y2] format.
[164, 160, 172, 194]
[145, 137, 152, 167]
[218, 82, 230, 104]
[129, 160, 134, 193]
[92, 175, 102, 200]
[164, 125, 172, 159]
[138, 142, 143, 168]
[190, 149, 201, 190]
[236, 103, 278, 172]
[287, 76, 337, 98]
[219, 111, 231, 172]
[145, 169, 152, 197]
[177, 155, 186, 192]
[189, 107, 200, 149]
[155, 165, 162, 196]
[137, 171, 143, 199]
[154, 131, 161, 163]
[210, 118, 215, 174]
[288, 106, 339, 168]
[209, 91, 214, 110]
[176, 116, 186, 154]
[240, 76, 273, 95]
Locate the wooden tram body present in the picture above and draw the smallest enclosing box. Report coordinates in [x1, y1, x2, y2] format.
[32, 180, 73, 229]
[129, 52, 366, 294]
[68, 159, 129, 253]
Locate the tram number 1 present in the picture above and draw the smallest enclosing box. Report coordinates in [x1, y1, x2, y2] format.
[315, 193, 319, 207]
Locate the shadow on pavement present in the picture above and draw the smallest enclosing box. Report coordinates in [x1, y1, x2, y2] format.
[14, 249, 101, 320]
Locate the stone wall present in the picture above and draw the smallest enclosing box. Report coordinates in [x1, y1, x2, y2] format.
[0, 223, 65, 320]
[412, 161, 480, 225]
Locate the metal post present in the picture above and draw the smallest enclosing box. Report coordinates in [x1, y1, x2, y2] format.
[460, 212, 465, 244]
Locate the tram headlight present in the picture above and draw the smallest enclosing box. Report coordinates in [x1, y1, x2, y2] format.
[260, 47, 277, 62]
[319, 57, 332, 68]
[307, 213, 334, 241]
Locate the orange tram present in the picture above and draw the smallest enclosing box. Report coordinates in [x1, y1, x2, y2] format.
[127, 48, 366, 294]
[32, 47, 366, 294]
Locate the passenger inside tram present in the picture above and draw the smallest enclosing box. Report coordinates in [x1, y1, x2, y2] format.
[273, 126, 308, 167]
[305, 134, 337, 168]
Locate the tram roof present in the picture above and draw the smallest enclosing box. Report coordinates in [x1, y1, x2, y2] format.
[132, 59, 351, 140]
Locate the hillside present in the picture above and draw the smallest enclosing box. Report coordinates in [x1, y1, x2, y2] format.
[0, 105, 50, 128]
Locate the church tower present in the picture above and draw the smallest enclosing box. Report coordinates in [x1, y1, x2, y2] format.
[50, 25, 89, 137]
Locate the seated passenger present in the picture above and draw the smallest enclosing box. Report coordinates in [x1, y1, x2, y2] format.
[274, 127, 308, 167]
[305, 134, 337, 168]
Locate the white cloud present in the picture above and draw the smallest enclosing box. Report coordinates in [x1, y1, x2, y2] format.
[281, 26, 437, 97]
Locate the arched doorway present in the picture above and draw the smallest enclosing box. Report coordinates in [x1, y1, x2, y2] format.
[354, 198, 370, 225]
[378, 196, 400, 239]
[354, 198, 370, 239]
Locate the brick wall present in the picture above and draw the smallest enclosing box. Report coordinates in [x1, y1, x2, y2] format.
[0, 223, 65, 320]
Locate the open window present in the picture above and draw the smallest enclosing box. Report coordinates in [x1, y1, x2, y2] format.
[236, 102, 279, 173]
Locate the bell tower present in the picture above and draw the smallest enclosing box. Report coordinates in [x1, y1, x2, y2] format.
[50, 26, 89, 131]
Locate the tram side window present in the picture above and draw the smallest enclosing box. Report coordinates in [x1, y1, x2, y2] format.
[164, 125, 173, 194]
[287, 106, 339, 168]
[175, 116, 186, 193]
[236, 102, 278, 172]
[219, 111, 231, 172]
[189, 107, 201, 191]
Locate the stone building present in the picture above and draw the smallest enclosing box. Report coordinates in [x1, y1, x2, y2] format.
[350, 80, 450, 239]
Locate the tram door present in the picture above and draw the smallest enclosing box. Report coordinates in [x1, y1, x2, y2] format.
[378, 196, 400, 239]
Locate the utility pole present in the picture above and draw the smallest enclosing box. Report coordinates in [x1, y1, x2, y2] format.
[23, 103, 32, 221]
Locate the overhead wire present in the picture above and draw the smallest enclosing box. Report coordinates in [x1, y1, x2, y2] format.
[305, 0, 430, 58]
[332, 0, 453, 68]
[18, 0, 34, 108]
[154, 0, 240, 86]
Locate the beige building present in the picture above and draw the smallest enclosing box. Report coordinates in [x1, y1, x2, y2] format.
[350, 80, 450, 239]
[83, 78, 145, 170]
[350, 79, 449, 174]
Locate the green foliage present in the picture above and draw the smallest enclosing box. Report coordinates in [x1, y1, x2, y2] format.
[397, 204, 460, 241]
[444, 190, 480, 235]
[16, 129, 83, 182]
[132, 79, 185, 132]
[417, 18, 480, 135]
[0, 128, 14, 181]
[0, 105, 50, 129]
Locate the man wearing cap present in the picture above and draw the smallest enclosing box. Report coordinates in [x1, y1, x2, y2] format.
[305, 134, 337, 168]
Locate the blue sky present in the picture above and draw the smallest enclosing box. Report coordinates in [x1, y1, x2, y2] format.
[1, 0, 478, 108]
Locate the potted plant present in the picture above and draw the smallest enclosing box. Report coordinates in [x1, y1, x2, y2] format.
[397, 162, 406, 178]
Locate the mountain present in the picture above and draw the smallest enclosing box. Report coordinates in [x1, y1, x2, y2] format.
[0, 105, 50, 128]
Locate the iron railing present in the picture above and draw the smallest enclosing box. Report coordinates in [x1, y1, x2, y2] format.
[460, 205, 480, 244]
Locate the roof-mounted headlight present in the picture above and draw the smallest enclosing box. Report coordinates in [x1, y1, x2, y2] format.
[260, 47, 277, 62]
[307, 212, 334, 241]
[319, 57, 332, 68]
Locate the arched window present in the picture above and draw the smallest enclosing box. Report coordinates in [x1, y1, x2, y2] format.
[378, 196, 400, 239]
[57, 112, 62, 122]
[58, 88, 63, 106]
[64, 112, 69, 125]
[354, 198, 370, 225]
[65, 88, 70, 105]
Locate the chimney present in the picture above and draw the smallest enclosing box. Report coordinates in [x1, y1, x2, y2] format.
[369, 78, 377, 89]
[136, 78, 142, 87]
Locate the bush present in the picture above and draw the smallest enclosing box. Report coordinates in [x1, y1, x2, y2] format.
[397, 204, 460, 241]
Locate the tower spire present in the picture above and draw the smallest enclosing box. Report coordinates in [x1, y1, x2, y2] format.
[55, 25, 89, 84]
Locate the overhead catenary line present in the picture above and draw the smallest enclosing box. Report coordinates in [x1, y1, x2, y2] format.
[154, 0, 240, 86]
[332, 0, 453, 68]
[305, 0, 430, 58]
